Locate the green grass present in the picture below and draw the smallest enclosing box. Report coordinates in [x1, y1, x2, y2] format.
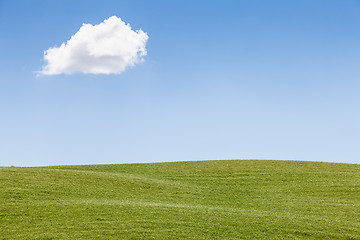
[1, 160, 360, 239]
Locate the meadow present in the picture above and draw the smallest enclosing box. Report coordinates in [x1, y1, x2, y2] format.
[1, 160, 359, 239]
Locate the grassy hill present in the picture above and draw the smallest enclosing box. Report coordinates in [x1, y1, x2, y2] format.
[1, 160, 359, 239]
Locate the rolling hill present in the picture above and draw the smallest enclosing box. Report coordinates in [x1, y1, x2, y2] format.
[1, 160, 359, 239]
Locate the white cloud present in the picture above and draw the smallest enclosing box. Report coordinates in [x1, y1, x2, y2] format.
[38, 16, 149, 75]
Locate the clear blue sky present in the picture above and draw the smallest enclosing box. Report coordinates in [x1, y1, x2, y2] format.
[1, 0, 360, 166]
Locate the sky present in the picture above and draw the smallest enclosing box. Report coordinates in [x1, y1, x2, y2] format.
[1, 0, 360, 166]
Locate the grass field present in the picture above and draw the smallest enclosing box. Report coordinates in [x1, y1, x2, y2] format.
[1, 160, 359, 239]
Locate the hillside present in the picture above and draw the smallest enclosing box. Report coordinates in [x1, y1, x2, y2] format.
[1, 160, 360, 239]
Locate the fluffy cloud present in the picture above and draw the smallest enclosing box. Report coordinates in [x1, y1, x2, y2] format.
[39, 16, 149, 75]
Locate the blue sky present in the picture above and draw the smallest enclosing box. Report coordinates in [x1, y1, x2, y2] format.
[1, 0, 360, 166]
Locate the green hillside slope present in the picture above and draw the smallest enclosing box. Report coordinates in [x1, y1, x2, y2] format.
[1, 160, 360, 239]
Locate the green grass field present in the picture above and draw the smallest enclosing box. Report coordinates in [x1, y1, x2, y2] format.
[1, 160, 359, 239]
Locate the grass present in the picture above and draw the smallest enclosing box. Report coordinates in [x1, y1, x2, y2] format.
[1, 160, 360, 239]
